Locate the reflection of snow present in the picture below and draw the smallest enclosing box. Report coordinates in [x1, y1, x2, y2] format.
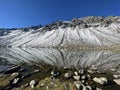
[0, 48, 120, 69]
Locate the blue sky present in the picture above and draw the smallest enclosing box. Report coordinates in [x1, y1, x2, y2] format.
[0, 0, 120, 28]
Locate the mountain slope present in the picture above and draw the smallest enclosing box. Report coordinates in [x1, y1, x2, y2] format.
[1, 16, 120, 47]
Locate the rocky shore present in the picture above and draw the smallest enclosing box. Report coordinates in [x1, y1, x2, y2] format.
[0, 64, 120, 90]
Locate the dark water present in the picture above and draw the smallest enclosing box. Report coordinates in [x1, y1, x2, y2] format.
[0, 48, 120, 90]
[0, 48, 120, 70]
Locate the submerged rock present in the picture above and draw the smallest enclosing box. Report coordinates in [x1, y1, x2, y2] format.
[74, 71, 79, 76]
[87, 70, 96, 74]
[93, 77, 107, 85]
[32, 69, 40, 74]
[78, 69, 84, 75]
[110, 68, 116, 72]
[73, 75, 80, 81]
[74, 81, 86, 90]
[113, 75, 120, 79]
[64, 72, 72, 79]
[51, 71, 60, 77]
[99, 77, 107, 84]
[81, 75, 87, 80]
[113, 79, 120, 85]
[12, 78, 19, 84]
[29, 80, 36, 88]
[11, 72, 19, 77]
[91, 65, 98, 71]
[86, 85, 92, 90]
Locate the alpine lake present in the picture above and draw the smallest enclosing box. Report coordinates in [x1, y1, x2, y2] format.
[0, 47, 120, 90]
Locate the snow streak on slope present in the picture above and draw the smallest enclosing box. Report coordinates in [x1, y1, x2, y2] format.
[0, 48, 120, 68]
[0, 24, 120, 47]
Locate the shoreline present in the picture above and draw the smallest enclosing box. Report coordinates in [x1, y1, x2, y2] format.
[0, 64, 120, 90]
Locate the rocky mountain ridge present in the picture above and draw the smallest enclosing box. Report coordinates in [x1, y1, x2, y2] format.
[0, 16, 120, 47]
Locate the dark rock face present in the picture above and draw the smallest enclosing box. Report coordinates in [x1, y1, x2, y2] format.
[0, 16, 120, 33]
[40, 16, 120, 31]
[0, 30, 11, 36]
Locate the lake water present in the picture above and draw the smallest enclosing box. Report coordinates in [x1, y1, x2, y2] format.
[1, 48, 120, 90]
[0, 48, 120, 70]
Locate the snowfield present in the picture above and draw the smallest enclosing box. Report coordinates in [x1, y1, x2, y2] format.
[0, 24, 120, 47]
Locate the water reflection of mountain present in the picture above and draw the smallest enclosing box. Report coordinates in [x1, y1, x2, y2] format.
[0, 48, 120, 68]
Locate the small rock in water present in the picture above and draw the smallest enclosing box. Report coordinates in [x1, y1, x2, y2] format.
[113, 75, 120, 79]
[86, 85, 92, 90]
[12, 78, 19, 84]
[63, 66, 68, 69]
[11, 72, 19, 76]
[74, 81, 82, 89]
[78, 69, 84, 75]
[50, 76, 55, 81]
[113, 79, 120, 85]
[93, 77, 107, 85]
[81, 75, 86, 80]
[87, 70, 96, 74]
[30, 80, 36, 88]
[99, 77, 107, 84]
[74, 81, 87, 90]
[86, 74, 91, 80]
[21, 83, 29, 88]
[73, 75, 80, 81]
[91, 65, 98, 71]
[97, 70, 106, 74]
[51, 71, 60, 77]
[32, 69, 40, 73]
[24, 83, 29, 87]
[110, 68, 116, 72]
[74, 71, 79, 76]
[64, 72, 72, 79]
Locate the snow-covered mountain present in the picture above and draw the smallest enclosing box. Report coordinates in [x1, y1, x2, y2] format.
[1, 16, 120, 47]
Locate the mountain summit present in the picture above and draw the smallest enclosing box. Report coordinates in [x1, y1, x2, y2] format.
[0, 16, 120, 48]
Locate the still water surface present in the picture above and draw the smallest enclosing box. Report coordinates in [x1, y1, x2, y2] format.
[0, 48, 120, 71]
